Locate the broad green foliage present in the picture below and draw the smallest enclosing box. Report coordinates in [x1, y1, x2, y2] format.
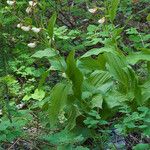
[41, 129, 84, 145]
[116, 106, 150, 136]
[32, 48, 59, 58]
[48, 83, 71, 127]
[0, 0, 150, 149]
[133, 143, 150, 150]
[0, 110, 32, 143]
[109, 0, 120, 22]
[127, 52, 150, 65]
[48, 12, 57, 40]
[81, 47, 115, 58]
[66, 51, 83, 100]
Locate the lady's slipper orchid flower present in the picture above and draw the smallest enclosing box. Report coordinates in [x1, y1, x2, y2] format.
[31, 27, 41, 33]
[7, 0, 15, 6]
[17, 23, 22, 28]
[27, 42, 36, 48]
[98, 17, 105, 24]
[21, 26, 31, 31]
[29, 1, 37, 7]
[88, 8, 97, 13]
[26, 7, 32, 14]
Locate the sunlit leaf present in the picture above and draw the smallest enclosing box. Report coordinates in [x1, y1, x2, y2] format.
[31, 89, 45, 101]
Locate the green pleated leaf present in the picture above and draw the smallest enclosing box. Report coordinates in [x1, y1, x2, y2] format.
[105, 91, 128, 109]
[104, 53, 129, 87]
[38, 70, 49, 89]
[49, 83, 70, 127]
[141, 79, 150, 102]
[109, 0, 120, 22]
[66, 51, 83, 100]
[133, 143, 150, 150]
[127, 52, 150, 65]
[74, 146, 89, 150]
[65, 105, 80, 130]
[78, 55, 106, 72]
[81, 47, 114, 58]
[48, 12, 57, 39]
[40, 129, 84, 145]
[32, 48, 58, 58]
[146, 13, 150, 21]
[88, 70, 112, 88]
[91, 94, 103, 109]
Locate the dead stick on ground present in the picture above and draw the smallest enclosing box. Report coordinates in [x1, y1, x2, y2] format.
[7, 138, 20, 150]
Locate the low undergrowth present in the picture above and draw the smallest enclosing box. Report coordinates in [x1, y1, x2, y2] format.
[0, 0, 150, 149]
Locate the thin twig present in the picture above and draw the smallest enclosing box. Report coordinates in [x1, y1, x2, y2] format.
[7, 138, 20, 150]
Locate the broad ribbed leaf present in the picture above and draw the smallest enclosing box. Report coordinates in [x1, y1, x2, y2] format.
[105, 91, 128, 109]
[49, 83, 70, 127]
[127, 52, 150, 65]
[105, 53, 143, 107]
[88, 70, 112, 87]
[81, 47, 114, 58]
[78, 55, 106, 72]
[109, 0, 120, 22]
[40, 129, 84, 145]
[84, 70, 113, 95]
[128, 68, 142, 107]
[38, 70, 49, 88]
[91, 94, 103, 109]
[66, 51, 83, 99]
[32, 48, 58, 58]
[75, 146, 89, 150]
[133, 143, 150, 150]
[141, 79, 150, 102]
[65, 105, 80, 130]
[146, 13, 150, 21]
[49, 57, 66, 71]
[48, 12, 57, 39]
[104, 53, 129, 87]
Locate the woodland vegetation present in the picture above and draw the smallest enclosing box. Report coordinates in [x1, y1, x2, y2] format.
[0, 0, 150, 149]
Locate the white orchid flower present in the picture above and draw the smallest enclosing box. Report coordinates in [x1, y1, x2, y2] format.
[98, 17, 105, 24]
[17, 23, 22, 28]
[31, 27, 41, 33]
[7, 0, 15, 6]
[62, 72, 67, 78]
[16, 103, 25, 109]
[29, 1, 37, 7]
[21, 26, 31, 31]
[27, 42, 36, 48]
[88, 8, 97, 13]
[26, 7, 32, 14]
[0, 109, 2, 115]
